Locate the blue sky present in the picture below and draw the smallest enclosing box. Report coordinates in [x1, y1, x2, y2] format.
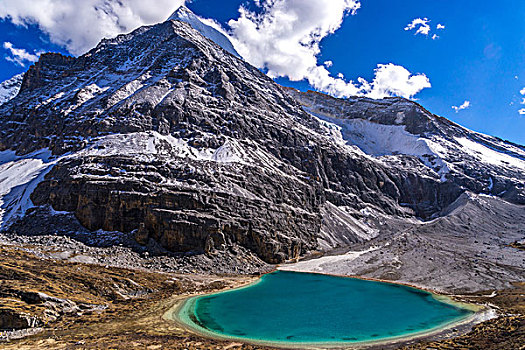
[1, 0, 524, 144]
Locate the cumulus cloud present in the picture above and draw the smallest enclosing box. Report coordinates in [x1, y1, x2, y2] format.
[0, 0, 432, 100]
[405, 18, 445, 39]
[229, 0, 360, 80]
[0, 0, 187, 55]
[3, 42, 40, 66]
[229, 0, 430, 99]
[405, 18, 431, 36]
[452, 100, 471, 112]
[364, 64, 431, 99]
[519, 87, 525, 113]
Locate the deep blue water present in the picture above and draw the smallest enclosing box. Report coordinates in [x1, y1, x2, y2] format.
[179, 271, 473, 344]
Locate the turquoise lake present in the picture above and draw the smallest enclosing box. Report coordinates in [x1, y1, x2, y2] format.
[177, 271, 474, 345]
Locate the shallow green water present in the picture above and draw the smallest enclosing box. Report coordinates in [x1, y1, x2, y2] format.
[178, 271, 473, 345]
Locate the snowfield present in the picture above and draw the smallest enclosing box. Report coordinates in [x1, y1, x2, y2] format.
[0, 149, 56, 229]
[304, 106, 451, 180]
[455, 137, 525, 171]
[0, 73, 24, 106]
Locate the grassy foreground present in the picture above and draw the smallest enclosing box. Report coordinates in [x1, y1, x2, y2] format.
[0, 246, 523, 349]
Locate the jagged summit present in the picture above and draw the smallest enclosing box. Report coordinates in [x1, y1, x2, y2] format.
[168, 6, 240, 58]
[168, 5, 195, 19]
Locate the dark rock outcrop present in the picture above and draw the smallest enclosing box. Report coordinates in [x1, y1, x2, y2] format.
[0, 310, 42, 330]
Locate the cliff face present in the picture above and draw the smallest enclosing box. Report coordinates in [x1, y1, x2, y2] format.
[0, 18, 524, 264]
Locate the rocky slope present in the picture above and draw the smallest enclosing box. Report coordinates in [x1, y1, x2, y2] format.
[0, 10, 523, 272]
[281, 192, 525, 292]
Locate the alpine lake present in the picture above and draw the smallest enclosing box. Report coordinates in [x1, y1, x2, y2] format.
[170, 270, 479, 348]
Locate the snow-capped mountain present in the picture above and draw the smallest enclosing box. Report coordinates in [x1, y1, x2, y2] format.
[286, 89, 525, 204]
[0, 8, 523, 284]
[0, 73, 24, 106]
[169, 6, 240, 58]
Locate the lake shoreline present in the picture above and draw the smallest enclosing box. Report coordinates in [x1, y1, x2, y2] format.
[164, 271, 495, 349]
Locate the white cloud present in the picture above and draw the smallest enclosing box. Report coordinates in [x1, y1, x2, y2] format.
[0, 0, 187, 55]
[452, 100, 471, 112]
[229, 0, 360, 81]
[405, 18, 445, 39]
[519, 87, 525, 111]
[229, 0, 430, 99]
[324, 60, 333, 68]
[364, 64, 431, 99]
[3, 42, 39, 66]
[405, 18, 431, 36]
[0, 0, 432, 100]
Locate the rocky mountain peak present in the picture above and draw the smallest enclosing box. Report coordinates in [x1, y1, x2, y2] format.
[168, 5, 240, 58]
[169, 5, 193, 19]
[0, 13, 523, 265]
[20, 53, 76, 92]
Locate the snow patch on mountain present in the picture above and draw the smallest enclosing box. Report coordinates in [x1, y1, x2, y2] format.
[212, 140, 247, 163]
[308, 114, 346, 146]
[106, 74, 151, 109]
[75, 84, 110, 107]
[169, 6, 240, 58]
[278, 246, 379, 273]
[0, 132, 258, 229]
[455, 137, 525, 171]
[0, 149, 57, 229]
[0, 73, 24, 105]
[77, 132, 254, 165]
[304, 106, 450, 179]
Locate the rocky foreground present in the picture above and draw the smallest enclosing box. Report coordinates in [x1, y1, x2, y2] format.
[0, 244, 523, 349]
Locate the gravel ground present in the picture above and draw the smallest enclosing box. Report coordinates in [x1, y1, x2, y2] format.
[280, 193, 525, 293]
